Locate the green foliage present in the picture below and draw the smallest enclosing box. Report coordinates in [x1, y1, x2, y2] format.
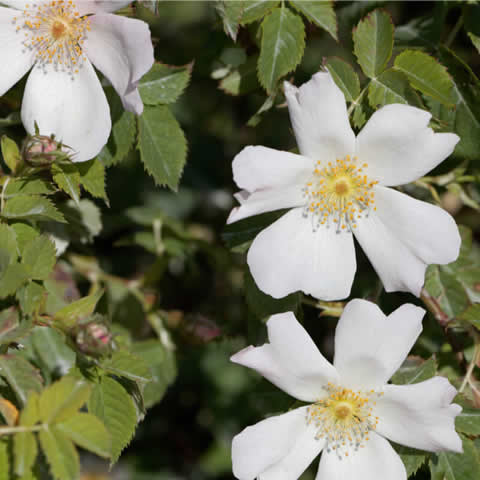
[258, 7, 305, 94]
[290, 0, 337, 40]
[391, 356, 437, 385]
[138, 105, 188, 190]
[38, 429, 79, 480]
[21, 236, 56, 281]
[353, 9, 394, 78]
[101, 350, 152, 383]
[2, 196, 65, 223]
[1, 135, 22, 174]
[368, 69, 422, 108]
[240, 1, 279, 25]
[53, 290, 104, 328]
[325, 57, 360, 102]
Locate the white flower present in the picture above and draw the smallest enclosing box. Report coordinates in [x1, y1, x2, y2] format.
[231, 299, 462, 480]
[0, 0, 154, 161]
[227, 72, 461, 300]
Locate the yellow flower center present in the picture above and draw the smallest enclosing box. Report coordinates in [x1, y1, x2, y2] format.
[307, 383, 383, 458]
[303, 155, 379, 232]
[13, 0, 90, 75]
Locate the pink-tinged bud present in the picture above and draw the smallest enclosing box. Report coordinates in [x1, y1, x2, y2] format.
[76, 321, 112, 357]
[22, 134, 71, 166]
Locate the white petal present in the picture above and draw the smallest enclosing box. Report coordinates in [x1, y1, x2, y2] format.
[316, 432, 406, 480]
[76, 0, 132, 15]
[353, 186, 460, 296]
[227, 186, 305, 224]
[21, 61, 111, 162]
[84, 13, 154, 115]
[334, 300, 424, 389]
[248, 208, 356, 300]
[0, 1, 32, 9]
[0, 7, 35, 96]
[232, 146, 314, 192]
[231, 312, 339, 402]
[259, 422, 324, 480]
[356, 104, 459, 186]
[375, 378, 463, 453]
[232, 406, 310, 480]
[284, 72, 355, 161]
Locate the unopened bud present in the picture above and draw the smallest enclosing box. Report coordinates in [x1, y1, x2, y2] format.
[22, 134, 71, 167]
[76, 321, 112, 357]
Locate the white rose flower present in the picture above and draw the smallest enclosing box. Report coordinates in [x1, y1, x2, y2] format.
[231, 299, 462, 480]
[227, 72, 461, 300]
[0, 0, 154, 161]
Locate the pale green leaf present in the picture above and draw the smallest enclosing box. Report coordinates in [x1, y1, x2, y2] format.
[0, 223, 18, 265]
[88, 376, 137, 464]
[0, 263, 28, 299]
[0, 440, 9, 480]
[101, 351, 152, 383]
[21, 235, 56, 281]
[38, 428, 79, 480]
[2, 195, 65, 223]
[353, 9, 394, 78]
[76, 159, 108, 203]
[368, 69, 423, 108]
[394, 50, 454, 106]
[391, 356, 437, 385]
[325, 57, 360, 102]
[217, 1, 244, 41]
[291, 0, 337, 40]
[51, 163, 81, 205]
[458, 304, 480, 330]
[394, 443, 428, 477]
[240, 0, 279, 24]
[3, 178, 55, 199]
[1, 135, 21, 173]
[138, 63, 191, 106]
[138, 105, 187, 191]
[0, 356, 43, 406]
[53, 290, 104, 328]
[14, 432, 38, 477]
[38, 377, 91, 423]
[456, 407, 480, 436]
[10, 223, 39, 255]
[258, 7, 305, 94]
[57, 412, 111, 458]
[16, 282, 45, 316]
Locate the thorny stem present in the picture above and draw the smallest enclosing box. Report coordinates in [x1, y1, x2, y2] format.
[459, 343, 479, 393]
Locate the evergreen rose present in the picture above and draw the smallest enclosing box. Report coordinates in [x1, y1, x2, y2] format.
[231, 299, 462, 480]
[0, 0, 154, 161]
[227, 71, 461, 300]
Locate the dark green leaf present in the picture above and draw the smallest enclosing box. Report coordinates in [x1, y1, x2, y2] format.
[220, 55, 260, 96]
[3, 178, 55, 199]
[16, 282, 45, 316]
[51, 163, 81, 205]
[10, 223, 39, 255]
[0, 263, 28, 299]
[456, 407, 480, 436]
[21, 235, 56, 281]
[458, 304, 480, 330]
[240, 0, 279, 24]
[138, 105, 187, 191]
[217, 1, 244, 41]
[2, 195, 65, 223]
[391, 356, 437, 385]
[76, 159, 108, 203]
[258, 7, 305, 94]
[325, 57, 360, 102]
[291, 0, 337, 40]
[353, 9, 394, 78]
[101, 351, 152, 383]
[394, 443, 428, 478]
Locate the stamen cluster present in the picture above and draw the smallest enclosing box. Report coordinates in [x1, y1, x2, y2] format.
[302, 155, 379, 232]
[307, 382, 383, 459]
[13, 0, 90, 75]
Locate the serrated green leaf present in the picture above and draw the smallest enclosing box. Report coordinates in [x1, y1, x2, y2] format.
[258, 7, 305, 94]
[291, 0, 337, 40]
[101, 351, 152, 383]
[391, 356, 437, 385]
[88, 376, 137, 464]
[53, 290, 104, 328]
[394, 443, 428, 478]
[353, 9, 393, 78]
[220, 55, 260, 96]
[14, 432, 37, 477]
[10, 223, 39, 255]
[138, 63, 191, 106]
[352, 103, 366, 129]
[430, 436, 479, 480]
[240, 0, 279, 24]
[138, 105, 187, 191]
[325, 57, 360, 102]
[394, 50, 454, 106]
[38, 377, 91, 424]
[3, 178, 56, 198]
[368, 69, 423, 108]
[0, 308, 33, 345]
[131, 339, 177, 408]
[217, 1, 244, 41]
[1, 135, 22, 173]
[0, 356, 43, 406]
[76, 159, 108, 204]
[456, 407, 480, 436]
[38, 428, 79, 480]
[468, 32, 480, 54]
[16, 282, 45, 316]
[0, 263, 28, 299]
[21, 235, 56, 281]
[51, 163, 81, 205]
[56, 412, 111, 459]
[2, 195, 65, 223]
[0, 223, 18, 266]
[97, 88, 136, 167]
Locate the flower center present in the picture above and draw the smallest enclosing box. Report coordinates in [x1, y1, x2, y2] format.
[307, 382, 383, 458]
[302, 155, 379, 233]
[13, 0, 90, 75]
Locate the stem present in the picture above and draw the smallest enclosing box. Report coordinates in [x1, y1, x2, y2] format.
[459, 343, 479, 393]
[347, 82, 370, 117]
[445, 13, 464, 48]
[0, 424, 44, 436]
